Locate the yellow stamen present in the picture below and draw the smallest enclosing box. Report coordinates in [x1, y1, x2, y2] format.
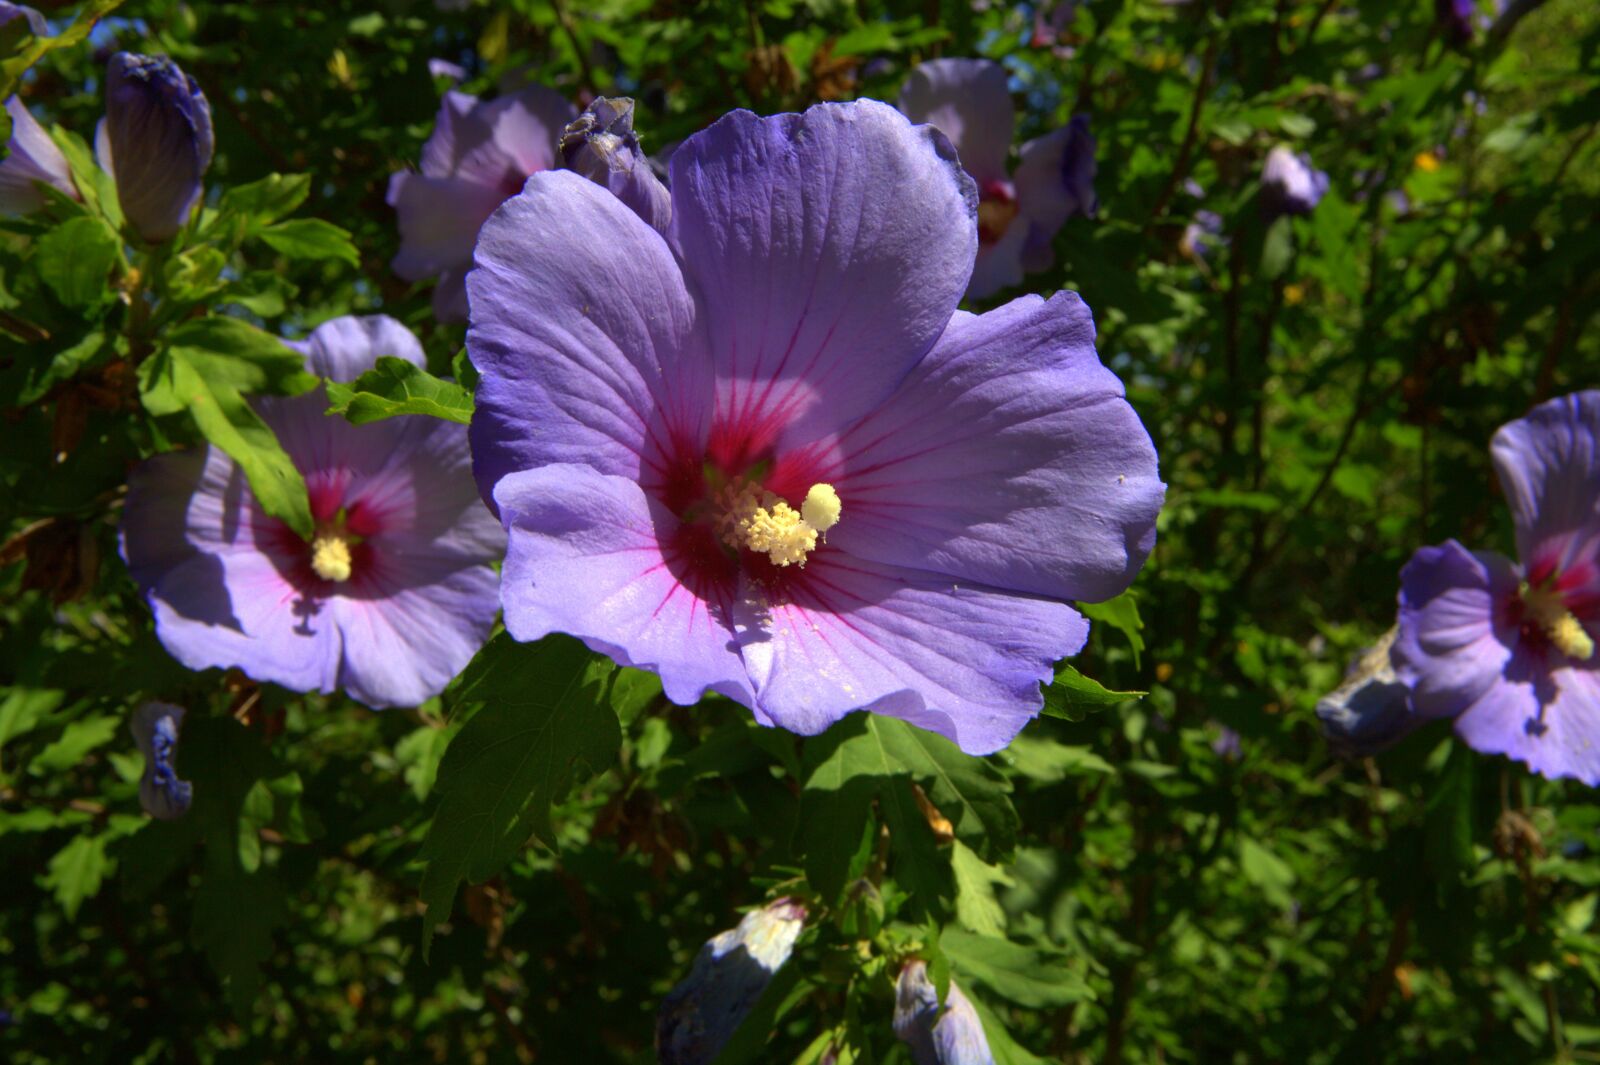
[1523, 582, 1595, 660]
[720, 481, 842, 567]
[310, 534, 353, 582]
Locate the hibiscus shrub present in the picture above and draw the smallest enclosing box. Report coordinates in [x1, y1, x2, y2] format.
[3, 1, 1599, 1063]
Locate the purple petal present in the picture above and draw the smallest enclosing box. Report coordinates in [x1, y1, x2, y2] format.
[130, 702, 192, 820]
[332, 561, 500, 708]
[0, 96, 78, 214]
[1490, 390, 1600, 576]
[733, 552, 1088, 755]
[468, 85, 574, 183]
[1393, 540, 1520, 719]
[894, 962, 996, 1065]
[897, 58, 1014, 183]
[822, 292, 1163, 603]
[0, 3, 48, 36]
[1260, 146, 1328, 217]
[667, 101, 977, 450]
[388, 171, 509, 283]
[418, 91, 481, 177]
[1455, 661, 1600, 786]
[293, 314, 425, 383]
[1014, 113, 1098, 244]
[966, 220, 1028, 300]
[467, 171, 709, 507]
[101, 53, 213, 242]
[492, 464, 754, 708]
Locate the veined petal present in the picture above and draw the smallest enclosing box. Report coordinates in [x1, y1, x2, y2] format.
[897, 58, 1015, 184]
[817, 292, 1162, 603]
[1014, 113, 1098, 237]
[1454, 661, 1600, 786]
[295, 313, 425, 383]
[493, 464, 753, 708]
[473, 84, 574, 181]
[668, 101, 976, 453]
[733, 552, 1088, 755]
[0, 96, 79, 214]
[1490, 390, 1600, 576]
[388, 171, 510, 283]
[332, 560, 499, 709]
[1393, 541, 1520, 719]
[467, 172, 710, 507]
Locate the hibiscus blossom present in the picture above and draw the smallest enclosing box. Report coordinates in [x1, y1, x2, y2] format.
[1394, 391, 1600, 785]
[121, 315, 504, 709]
[898, 58, 1096, 299]
[468, 100, 1162, 755]
[388, 85, 576, 321]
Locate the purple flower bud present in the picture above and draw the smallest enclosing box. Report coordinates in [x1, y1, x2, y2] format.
[1211, 724, 1242, 760]
[1317, 627, 1420, 757]
[1260, 146, 1328, 218]
[1436, 0, 1477, 43]
[656, 899, 806, 1065]
[1180, 208, 1225, 259]
[130, 702, 192, 820]
[98, 53, 214, 243]
[0, 2, 47, 36]
[285, 313, 427, 383]
[893, 961, 995, 1065]
[560, 97, 671, 233]
[0, 96, 78, 214]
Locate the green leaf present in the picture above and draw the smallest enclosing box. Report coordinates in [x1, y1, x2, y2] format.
[140, 317, 317, 537]
[870, 716, 1019, 858]
[1040, 665, 1144, 721]
[1237, 836, 1297, 910]
[951, 839, 1012, 937]
[418, 634, 620, 953]
[37, 216, 119, 308]
[43, 833, 115, 918]
[218, 173, 311, 228]
[325, 357, 473, 425]
[29, 714, 119, 773]
[1078, 591, 1146, 668]
[939, 927, 1092, 1008]
[163, 245, 228, 304]
[191, 862, 286, 1014]
[257, 218, 359, 266]
[46, 125, 121, 229]
[1003, 737, 1116, 781]
[968, 991, 1051, 1065]
[1, 330, 110, 407]
[1260, 214, 1295, 279]
[0, 688, 66, 757]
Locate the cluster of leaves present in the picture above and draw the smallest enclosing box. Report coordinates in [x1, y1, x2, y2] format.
[2, 0, 1598, 1063]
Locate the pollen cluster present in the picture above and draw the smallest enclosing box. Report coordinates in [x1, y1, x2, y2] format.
[1522, 582, 1595, 661]
[310, 533, 354, 582]
[719, 482, 842, 567]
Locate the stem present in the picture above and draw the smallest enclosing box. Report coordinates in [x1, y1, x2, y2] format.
[1147, 32, 1220, 223]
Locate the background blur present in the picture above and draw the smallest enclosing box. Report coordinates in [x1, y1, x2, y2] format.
[3, 0, 1599, 1061]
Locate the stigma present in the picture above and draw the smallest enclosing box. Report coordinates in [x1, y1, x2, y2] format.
[310, 533, 354, 582]
[1522, 582, 1595, 661]
[720, 482, 842, 567]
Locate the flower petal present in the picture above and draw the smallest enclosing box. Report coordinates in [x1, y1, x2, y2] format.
[467, 171, 710, 506]
[295, 313, 425, 383]
[966, 220, 1028, 301]
[0, 96, 78, 214]
[1490, 390, 1600, 575]
[493, 464, 753, 708]
[331, 559, 500, 708]
[387, 170, 509, 283]
[1454, 661, 1600, 786]
[471, 84, 573, 181]
[1393, 540, 1520, 719]
[897, 58, 1014, 183]
[668, 101, 977, 451]
[1014, 114, 1098, 239]
[733, 552, 1088, 755]
[816, 292, 1163, 602]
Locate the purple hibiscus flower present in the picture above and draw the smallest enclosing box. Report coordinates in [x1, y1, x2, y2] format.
[898, 58, 1097, 300]
[121, 315, 504, 709]
[0, 96, 79, 215]
[893, 960, 995, 1065]
[388, 85, 576, 322]
[1393, 392, 1600, 785]
[467, 100, 1163, 756]
[1260, 145, 1329, 218]
[559, 96, 672, 234]
[98, 53, 214, 243]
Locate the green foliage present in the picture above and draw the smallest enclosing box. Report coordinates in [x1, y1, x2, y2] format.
[325, 357, 474, 425]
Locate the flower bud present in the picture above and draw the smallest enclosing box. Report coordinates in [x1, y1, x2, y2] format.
[656, 898, 806, 1065]
[893, 961, 995, 1065]
[0, 96, 78, 214]
[560, 96, 672, 233]
[99, 52, 214, 243]
[0, 2, 46, 36]
[1316, 627, 1420, 757]
[1260, 146, 1328, 218]
[130, 702, 192, 820]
